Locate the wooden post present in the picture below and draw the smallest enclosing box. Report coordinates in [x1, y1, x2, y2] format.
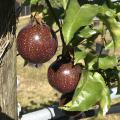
[0, 0, 17, 120]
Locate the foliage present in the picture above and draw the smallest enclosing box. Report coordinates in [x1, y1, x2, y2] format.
[22, 0, 120, 118]
[60, 71, 111, 116]
[62, 2, 99, 44]
[23, 0, 63, 8]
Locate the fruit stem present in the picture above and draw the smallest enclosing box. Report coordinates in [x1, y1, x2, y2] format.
[62, 45, 71, 62]
[45, 0, 71, 61]
[31, 12, 43, 25]
[45, 0, 66, 46]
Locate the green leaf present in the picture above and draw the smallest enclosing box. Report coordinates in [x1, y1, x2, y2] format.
[85, 53, 98, 70]
[105, 0, 120, 13]
[62, 0, 99, 44]
[24, 0, 41, 5]
[62, 0, 69, 10]
[60, 71, 110, 116]
[105, 18, 120, 50]
[117, 13, 120, 21]
[78, 26, 98, 39]
[31, 0, 40, 4]
[98, 6, 120, 50]
[98, 87, 111, 116]
[98, 56, 118, 69]
[74, 47, 87, 65]
[105, 40, 114, 50]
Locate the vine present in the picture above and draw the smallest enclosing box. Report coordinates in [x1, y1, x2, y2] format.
[18, 0, 120, 118]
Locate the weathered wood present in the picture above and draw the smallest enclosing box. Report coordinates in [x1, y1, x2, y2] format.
[0, 0, 17, 120]
[0, 36, 17, 120]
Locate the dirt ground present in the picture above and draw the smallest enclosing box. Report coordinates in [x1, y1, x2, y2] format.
[17, 53, 61, 112]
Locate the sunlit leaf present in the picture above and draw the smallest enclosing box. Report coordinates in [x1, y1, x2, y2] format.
[105, 40, 114, 50]
[78, 26, 98, 39]
[98, 87, 111, 116]
[60, 71, 110, 116]
[74, 47, 87, 65]
[24, 0, 41, 5]
[62, 0, 99, 44]
[98, 6, 120, 50]
[98, 56, 118, 69]
[105, 18, 120, 50]
[62, 0, 69, 10]
[117, 13, 120, 21]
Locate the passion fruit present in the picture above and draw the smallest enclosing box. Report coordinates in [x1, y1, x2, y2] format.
[17, 24, 58, 63]
[48, 59, 81, 93]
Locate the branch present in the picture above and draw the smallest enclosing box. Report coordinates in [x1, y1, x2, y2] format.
[45, 0, 65, 46]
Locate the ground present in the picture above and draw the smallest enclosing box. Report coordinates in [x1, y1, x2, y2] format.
[17, 17, 120, 119]
[17, 56, 60, 111]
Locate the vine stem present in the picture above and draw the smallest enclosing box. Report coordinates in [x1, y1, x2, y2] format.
[45, 0, 65, 46]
